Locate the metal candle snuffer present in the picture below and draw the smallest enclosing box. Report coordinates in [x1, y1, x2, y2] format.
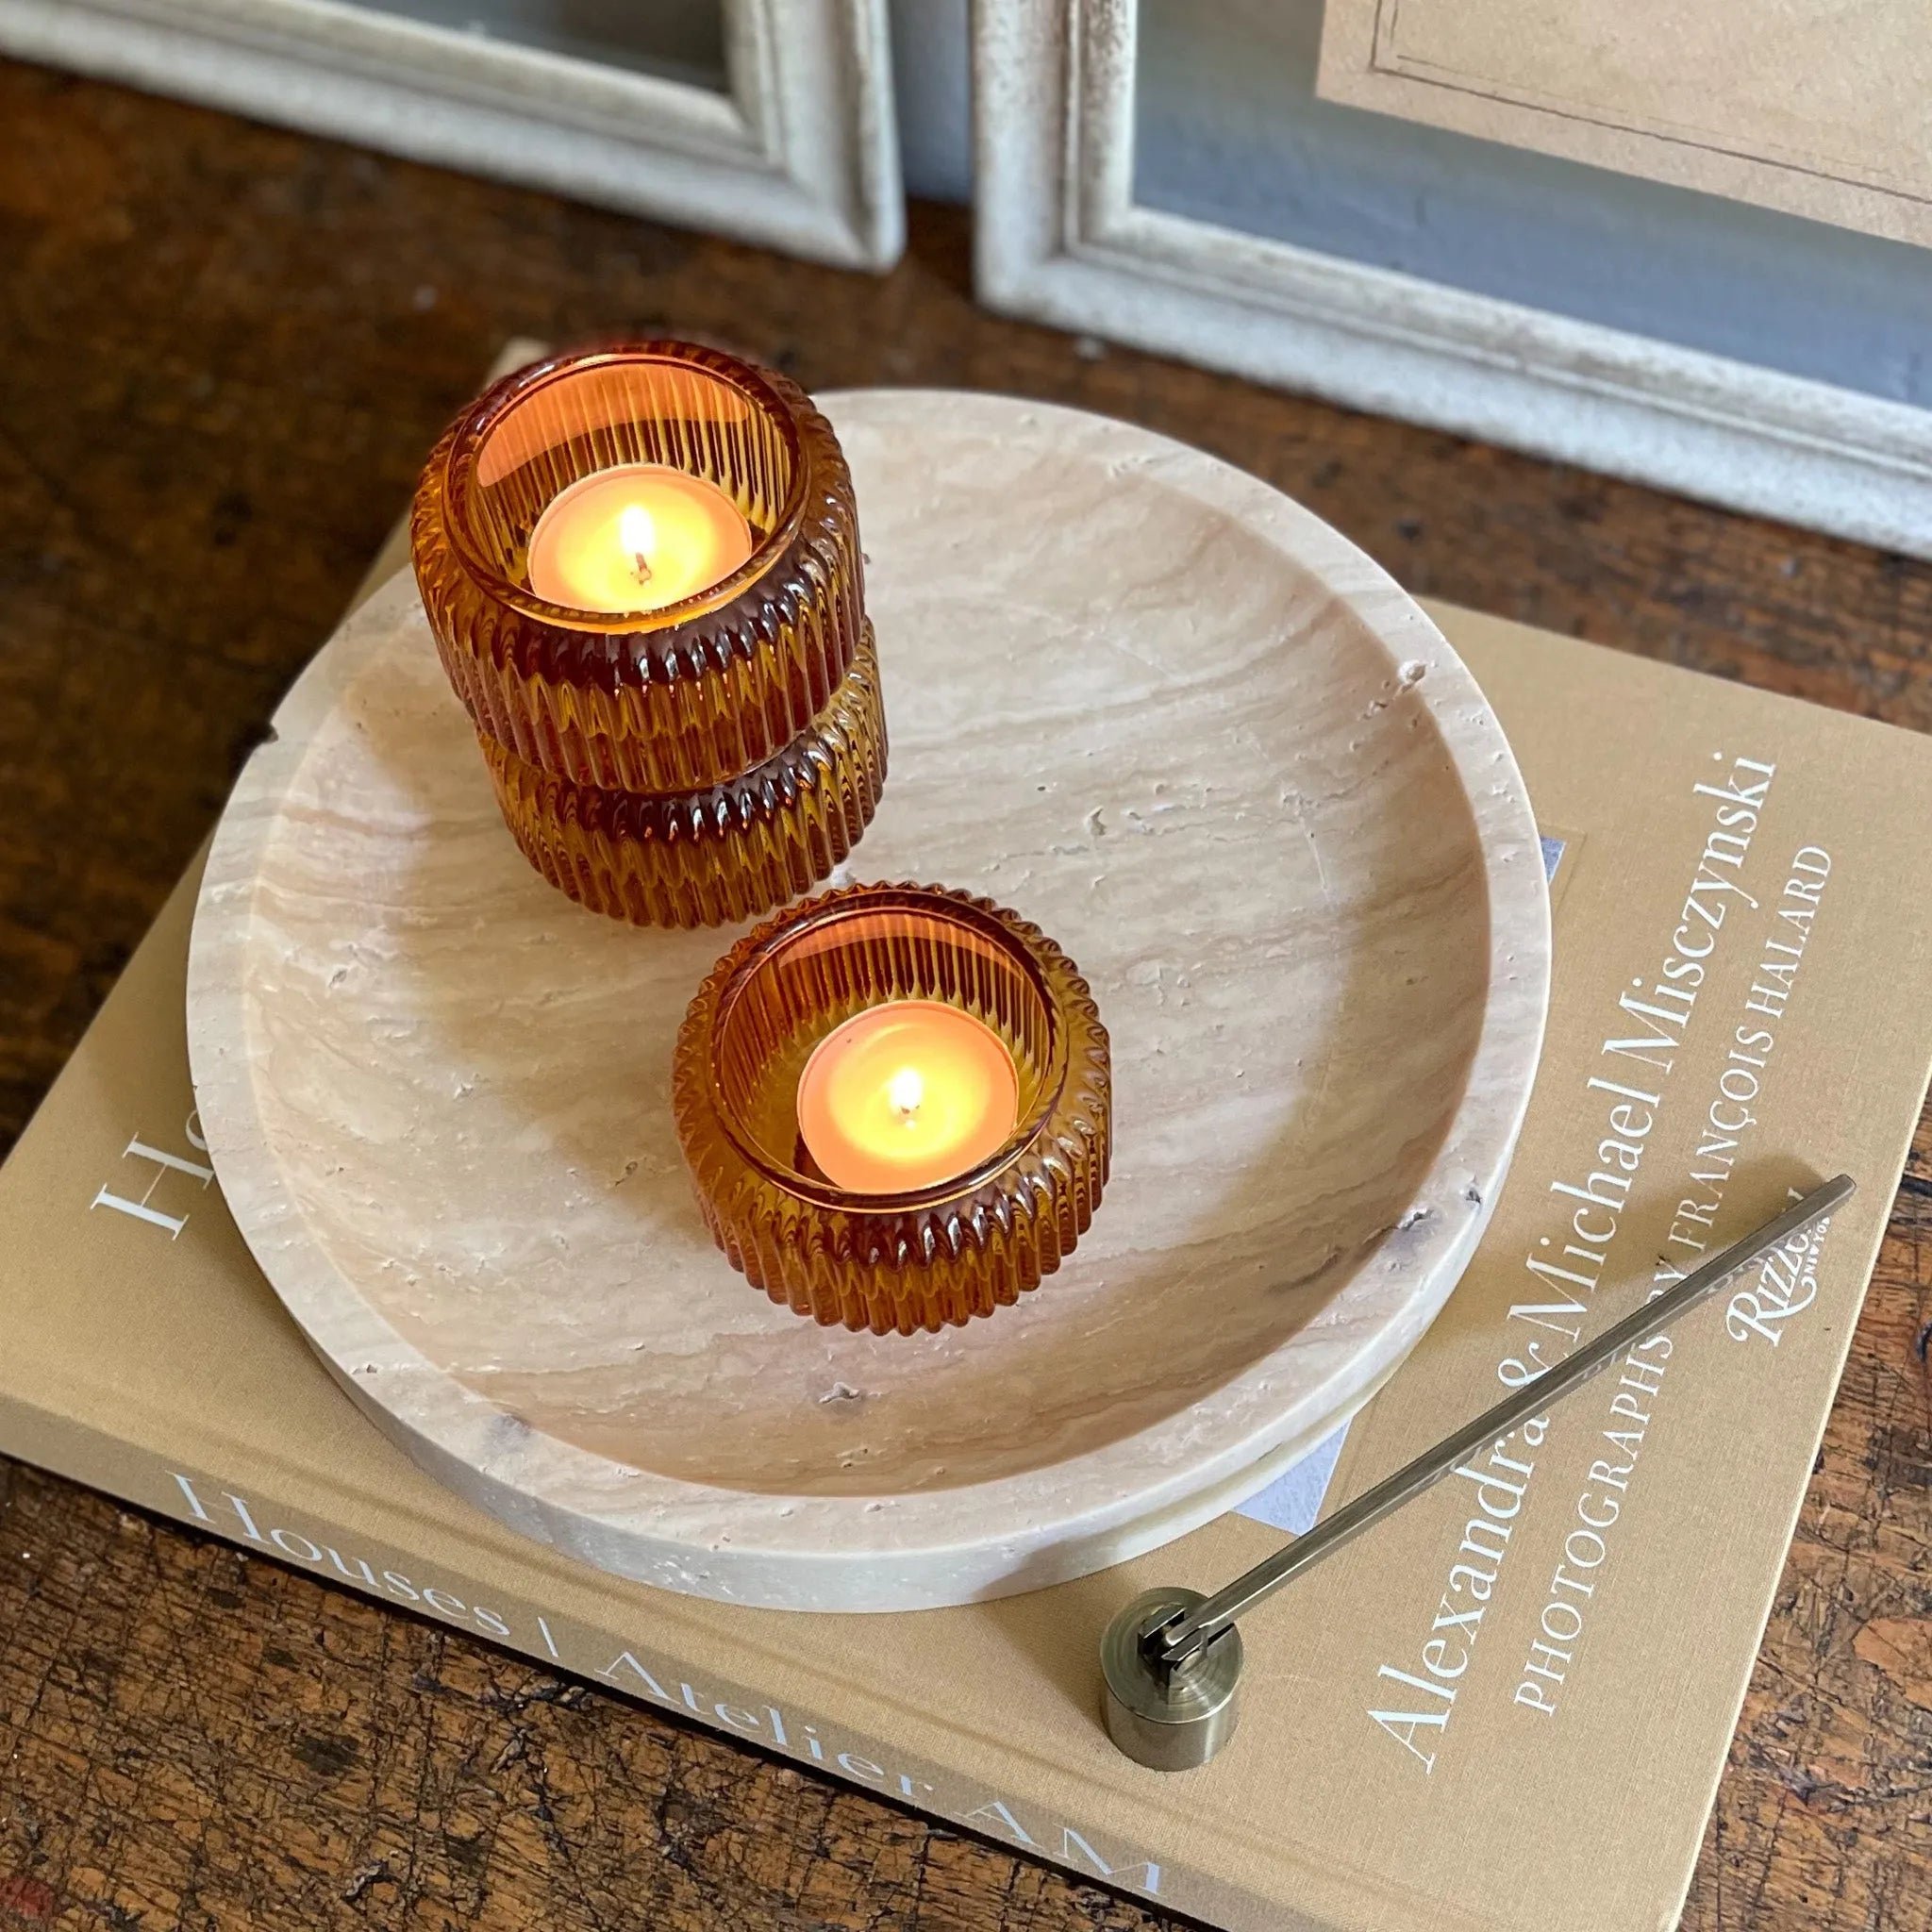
[1100, 1175, 1855, 1771]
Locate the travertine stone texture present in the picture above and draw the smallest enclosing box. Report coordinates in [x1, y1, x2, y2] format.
[187, 391, 1550, 1611]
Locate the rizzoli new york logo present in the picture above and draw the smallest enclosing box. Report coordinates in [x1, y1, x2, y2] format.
[1726, 1212, 1828, 1347]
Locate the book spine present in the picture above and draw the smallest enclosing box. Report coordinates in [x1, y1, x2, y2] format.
[0, 1391, 1277, 1932]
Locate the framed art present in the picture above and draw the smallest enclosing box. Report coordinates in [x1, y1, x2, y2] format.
[1318, 0, 1932, 249]
[974, 0, 1932, 556]
[0, 0, 903, 270]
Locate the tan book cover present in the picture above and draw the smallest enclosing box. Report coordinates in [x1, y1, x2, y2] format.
[3, 570, 1929, 1931]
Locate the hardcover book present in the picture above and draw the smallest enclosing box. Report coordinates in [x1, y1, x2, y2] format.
[3, 538, 1929, 1930]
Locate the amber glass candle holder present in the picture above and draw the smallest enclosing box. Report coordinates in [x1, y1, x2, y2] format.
[482, 631, 885, 928]
[673, 884, 1111, 1337]
[410, 341, 880, 927]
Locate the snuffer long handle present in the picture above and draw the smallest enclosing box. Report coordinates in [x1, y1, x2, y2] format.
[1151, 1174, 1856, 1673]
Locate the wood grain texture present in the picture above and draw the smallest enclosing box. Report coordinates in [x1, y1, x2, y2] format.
[0, 58, 1926, 1932]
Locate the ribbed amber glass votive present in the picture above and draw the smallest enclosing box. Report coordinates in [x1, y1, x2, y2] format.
[410, 341, 874, 926]
[482, 627, 887, 929]
[674, 885, 1111, 1336]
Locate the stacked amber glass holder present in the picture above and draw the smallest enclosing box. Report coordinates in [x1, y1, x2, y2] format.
[410, 341, 885, 928]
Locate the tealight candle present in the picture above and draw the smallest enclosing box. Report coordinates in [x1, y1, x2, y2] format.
[797, 1000, 1021, 1194]
[675, 883, 1112, 1335]
[525, 464, 754, 614]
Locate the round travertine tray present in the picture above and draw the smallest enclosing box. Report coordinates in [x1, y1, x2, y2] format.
[187, 391, 1550, 1612]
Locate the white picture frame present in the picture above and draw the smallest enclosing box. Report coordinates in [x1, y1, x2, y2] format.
[973, 0, 1932, 558]
[0, 0, 903, 270]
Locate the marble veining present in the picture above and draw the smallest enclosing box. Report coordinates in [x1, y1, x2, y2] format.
[186, 391, 1551, 1611]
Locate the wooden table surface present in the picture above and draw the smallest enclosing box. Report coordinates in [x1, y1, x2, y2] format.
[1, 60, 1928, 1932]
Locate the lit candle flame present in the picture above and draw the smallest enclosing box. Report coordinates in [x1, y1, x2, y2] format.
[887, 1068, 924, 1120]
[618, 503, 656, 584]
[796, 1002, 1022, 1194]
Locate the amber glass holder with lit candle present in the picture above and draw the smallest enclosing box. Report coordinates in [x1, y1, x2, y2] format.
[410, 341, 877, 926]
[674, 884, 1111, 1337]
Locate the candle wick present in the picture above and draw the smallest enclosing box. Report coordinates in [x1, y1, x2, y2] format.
[887, 1068, 924, 1121]
[632, 553, 654, 585]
